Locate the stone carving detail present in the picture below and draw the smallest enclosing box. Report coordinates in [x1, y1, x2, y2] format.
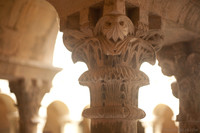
[9, 78, 51, 133]
[136, 22, 163, 51]
[63, 14, 162, 67]
[83, 105, 145, 120]
[95, 14, 134, 41]
[94, 14, 134, 55]
[157, 39, 200, 132]
[63, 9, 162, 133]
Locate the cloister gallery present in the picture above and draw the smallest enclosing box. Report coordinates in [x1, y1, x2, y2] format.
[0, 0, 200, 133]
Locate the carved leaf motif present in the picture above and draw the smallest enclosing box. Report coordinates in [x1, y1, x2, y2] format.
[79, 66, 149, 86]
[97, 36, 132, 55]
[135, 22, 163, 52]
[141, 30, 164, 51]
[63, 28, 103, 68]
[63, 29, 91, 52]
[94, 14, 134, 43]
[128, 38, 156, 69]
[71, 37, 101, 69]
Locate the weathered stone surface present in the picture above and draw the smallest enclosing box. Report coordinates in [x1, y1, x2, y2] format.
[157, 39, 200, 133]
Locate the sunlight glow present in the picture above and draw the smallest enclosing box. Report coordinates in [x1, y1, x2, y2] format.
[41, 32, 90, 121]
[139, 62, 179, 133]
[139, 62, 178, 121]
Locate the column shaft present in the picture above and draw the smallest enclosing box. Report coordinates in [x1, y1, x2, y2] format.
[9, 78, 51, 133]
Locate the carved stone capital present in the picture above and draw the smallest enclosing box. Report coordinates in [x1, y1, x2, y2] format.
[9, 78, 51, 133]
[63, 14, 162, 69]
[157, 39, 200, 79]
[157, 39, 200, 132]
[63, 1, 163, 132]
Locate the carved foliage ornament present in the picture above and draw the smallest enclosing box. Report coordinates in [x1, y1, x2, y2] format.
[63, 13, 163, 120]
[63, 13, 163, 67]
[94, 14, 134, 43]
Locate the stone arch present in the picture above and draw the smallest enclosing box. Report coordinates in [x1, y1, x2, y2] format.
[153, 104, 178, 133]
[43, 101, 70, 133]
[0, 94, 18, 133]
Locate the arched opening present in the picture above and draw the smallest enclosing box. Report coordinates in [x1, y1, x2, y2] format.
[152, 104, 178, 133]
[43, 101, 70, 133]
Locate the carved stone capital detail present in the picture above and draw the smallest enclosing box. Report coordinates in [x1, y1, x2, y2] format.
[9, 78, 51, 109]
[157, 39, 200, 131]
[64, 11, 162, 114]
[79, 66, 149, 86]
[9, 78, 51, 133]
[63, 7, 163, 133]
[63, 14, 162, 68]
[157, 40, 200, 80]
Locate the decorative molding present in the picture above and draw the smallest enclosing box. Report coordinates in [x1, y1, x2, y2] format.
[79, 66, 149, 86]
[0, 56, 61, 80]
[83, 105, 145, 119]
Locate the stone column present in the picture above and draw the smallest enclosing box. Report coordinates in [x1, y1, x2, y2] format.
[9, 79, 51, 133]
[0, 0, 61, 132]
[63, 0, 162, 132]
[157, 39, 200, 133]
